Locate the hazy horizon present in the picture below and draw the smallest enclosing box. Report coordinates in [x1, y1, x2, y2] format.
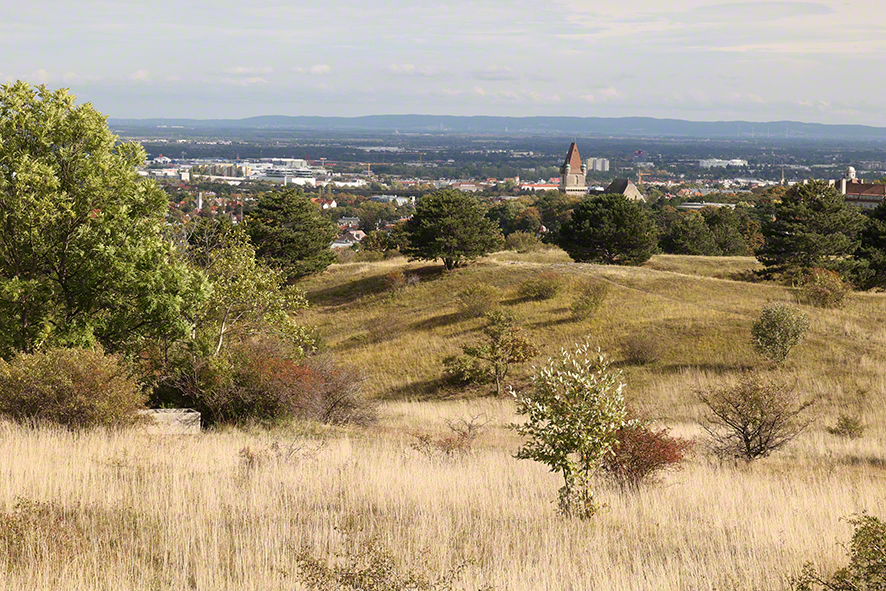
[6, 1, 886, 125]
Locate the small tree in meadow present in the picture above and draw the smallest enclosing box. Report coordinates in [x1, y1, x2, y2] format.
[697, 372, 814, 461]
[512, 344, 629, 518]
[751, 302, 809, 365]
[455, 311, 539, 396]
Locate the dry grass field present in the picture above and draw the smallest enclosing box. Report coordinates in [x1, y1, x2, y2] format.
[2, 250, 885, 590]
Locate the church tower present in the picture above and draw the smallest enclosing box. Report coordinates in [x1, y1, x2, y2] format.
[559, 142, 587, 196]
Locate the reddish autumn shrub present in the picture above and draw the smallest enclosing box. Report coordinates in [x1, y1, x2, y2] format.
[168, 338, 372, 427]
[600, 421, 693, 489]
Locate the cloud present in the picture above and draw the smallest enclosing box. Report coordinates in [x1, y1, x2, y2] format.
[685, 2, 834, 24]
[128, 69, 151, 82]
[473, 66, 518, 81]
[226, 66, 273, 75]
[580, 87, 622, 103]
[294, 64, 331, 75]
[387, 63, 439, 77]
[219, 76, 268, 86]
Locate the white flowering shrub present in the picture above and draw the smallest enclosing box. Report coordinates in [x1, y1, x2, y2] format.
[512, 343, 629, 518]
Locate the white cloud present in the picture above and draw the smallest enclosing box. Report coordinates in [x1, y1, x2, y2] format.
[294, 64, 331, 75]
[473, 66, 518, 81]
[128, 69, 151, 82]
[387, 63, 439, 77]
[226, 66, 273, 75]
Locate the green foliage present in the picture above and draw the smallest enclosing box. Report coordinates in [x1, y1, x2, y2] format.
[180, 218, 315, 359]
[757, 180, 866, 278]
[855, 201, 886, 290]
[795, 268, 850, 308]
[504, 231, 542, 253]
[751, 302, 809, 365]
[0, 81, 207, 358]
[827, 414, 865, 439]
[570, 280, 609, 320]
[792, 515, 886, 590]
[455, 284, 501, 319]
[600, 420, 693, 489]
[442, 354, 492, 386]
[0, 347, 145, 429]
[246, 188, 338, 282]
[512, 344, 629, 518]
[454, 311, 539, 396]
[662, 211, 719, 255]
[697, 372, 814, 461]
[517, 272, 563, 301]
[558, 194, 658, 266]
[404, 190, 502, 270]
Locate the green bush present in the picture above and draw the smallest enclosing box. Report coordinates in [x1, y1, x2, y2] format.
[827, 414, 865, 439]
[455, 284, 501, 319]
[505, 231, 542, 253]
[792, 514, 886, 590]
[751, 302, 809, 365]
[513, 344, 629, 518]
[518, 271, 563, 301]
[570, 280, 609, 320]
[796, 268, 850, 308]
[0, 347, 146, 429]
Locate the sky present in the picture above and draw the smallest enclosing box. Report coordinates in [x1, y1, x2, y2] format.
[4, 0, 886, 125]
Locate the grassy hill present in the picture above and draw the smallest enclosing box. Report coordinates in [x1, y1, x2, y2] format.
[301, 250, 886, 423]
[2, 250, 884, 590]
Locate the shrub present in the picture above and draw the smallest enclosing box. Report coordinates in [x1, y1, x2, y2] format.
[384, 269, 407, 291]
[512, 344, 629, 518]
[334, 248, 357, 264]
[621, 333, 666, 365]
[410, 414, 489, 459]
[170, 339, 372, 427]
[296, 535, 473, 591]
[518, 271, 563, 301]
[697, 372, 814, 461]
[505, 231, 542, 253]
[796, 268, 850, 308]
[827, 414, 865, 439]
[570, 280, 609, 320]
[442, 355, 492, 386]
[751, 302, 809, 365]
[455, 284, 501, 319]
[455, 311, 539, 396]
[383, 269, 418, 292]
[600, 421, 693, 489]
[792, 514, 886, 590]
[0, 347, 146, 429]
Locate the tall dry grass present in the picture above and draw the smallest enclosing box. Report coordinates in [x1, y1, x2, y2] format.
[3, 251, 885, 589]
[1, 409, 884, 590]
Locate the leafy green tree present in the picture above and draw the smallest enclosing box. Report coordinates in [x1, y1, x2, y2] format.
[701, 206, 754, 255]
[0, 81, 207, 358]
[661, 211, 719, 255]
[458, 311, 539, 396]
[751, 302, 809, 365]
[513, 344, 629, 518]
[558, 194, 658, 265]
[404, 190, 501, 270]
[756, 180, 866, 278]
[245, 188, 337, 282]
[179, 218, 313, 358]
[855, 201, 886, 290]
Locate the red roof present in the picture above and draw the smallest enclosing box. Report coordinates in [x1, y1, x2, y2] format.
[563, 142, 582, 170]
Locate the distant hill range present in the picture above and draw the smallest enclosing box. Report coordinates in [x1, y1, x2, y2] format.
[107, 115, 886, 141]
